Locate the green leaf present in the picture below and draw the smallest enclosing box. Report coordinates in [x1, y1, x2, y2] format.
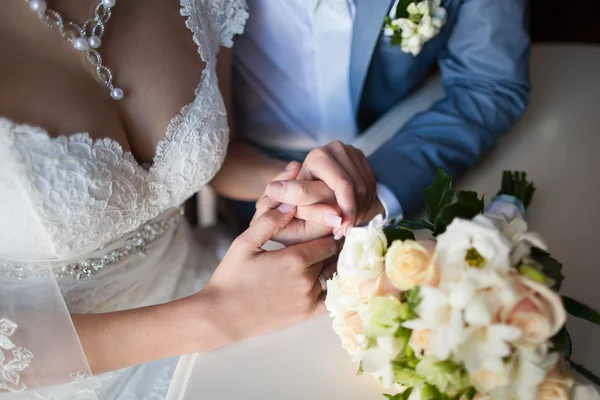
[562, 296, 600, 327]
[568, 360, 600, 387]
[383, 388, 414, 400]
[424, 169, 455, 227]
[398, 219, 436, 231]
[497, 171, 536, 210]
[390, 35, 404, 47]
[384, 225, 416, 243]
[395, 0, 415, 18]
[529, 248, 564, 291]
[433, 191, 484, 235]
[552, 326, 572, 359]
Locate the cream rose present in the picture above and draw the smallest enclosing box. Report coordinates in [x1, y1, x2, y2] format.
[500, 277, 566, 347]
[385, 240, 439, 291]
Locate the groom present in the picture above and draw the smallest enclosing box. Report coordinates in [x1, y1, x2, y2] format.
[229, 0, 530, 226]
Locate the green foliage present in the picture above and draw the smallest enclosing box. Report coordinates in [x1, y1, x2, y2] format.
[424, 169, 455, 226]
[529, 247, 564, 291]
[497, 171, 536, 209]
[552, 326, 572, 359]
[384, 225, 416, 243]
[562, 296, 600, 327]
[395, 0, 415, 18]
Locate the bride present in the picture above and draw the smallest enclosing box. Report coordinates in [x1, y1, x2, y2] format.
[0, 0, 384, 399]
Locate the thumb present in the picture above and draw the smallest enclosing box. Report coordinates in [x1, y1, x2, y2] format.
[238, 205, 297, 249]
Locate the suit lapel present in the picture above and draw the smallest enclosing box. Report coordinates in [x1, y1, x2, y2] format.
[350, 0, 395, 112]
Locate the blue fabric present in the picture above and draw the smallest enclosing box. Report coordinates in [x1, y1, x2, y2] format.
[357, 0, 531, 217]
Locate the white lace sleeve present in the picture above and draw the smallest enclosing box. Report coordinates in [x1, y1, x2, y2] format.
[0, 262, 98, 399]
[180, 0, 248, 61]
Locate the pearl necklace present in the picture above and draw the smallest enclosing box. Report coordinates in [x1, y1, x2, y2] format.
[26, 0, 124, 100]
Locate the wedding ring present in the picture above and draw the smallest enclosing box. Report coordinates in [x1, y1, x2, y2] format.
[318, 273, 327, 292]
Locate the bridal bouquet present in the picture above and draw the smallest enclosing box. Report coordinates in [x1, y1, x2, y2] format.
[325, 170, 600, 400]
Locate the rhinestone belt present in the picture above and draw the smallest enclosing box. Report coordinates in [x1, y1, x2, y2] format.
[55, 210, 184, 279]
[0, 209, 183, 281]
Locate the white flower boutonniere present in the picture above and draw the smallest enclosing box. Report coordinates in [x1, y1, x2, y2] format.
[383, 0, 447, 56]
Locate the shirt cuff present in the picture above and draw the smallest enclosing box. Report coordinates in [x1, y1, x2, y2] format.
[376, 183, 403, 221]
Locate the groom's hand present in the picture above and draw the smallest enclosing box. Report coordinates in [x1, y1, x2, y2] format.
[253, 162, 341, 245]
[265, 141, 384, 237]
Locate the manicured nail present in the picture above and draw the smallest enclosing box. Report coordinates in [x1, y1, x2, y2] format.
[285, 161, 297, 171]
[267, 182, 284, 199]
[324, 213, 342, 229]
[334, 229, 344, 240]
[277, 203, 294, 214]
[345, 225, 354, 236]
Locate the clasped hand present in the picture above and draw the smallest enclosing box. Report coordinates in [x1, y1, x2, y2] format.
[254, 141, 384, 245]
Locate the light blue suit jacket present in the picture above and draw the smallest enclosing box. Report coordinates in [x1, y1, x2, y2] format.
[353, 0, 531, 217]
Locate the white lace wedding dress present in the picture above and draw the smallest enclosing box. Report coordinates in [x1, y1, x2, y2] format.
[0, 1, 248, 398]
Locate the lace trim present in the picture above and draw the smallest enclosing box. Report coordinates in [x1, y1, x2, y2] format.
[180, 0, 249, 62]
[0, 318, 32, 393]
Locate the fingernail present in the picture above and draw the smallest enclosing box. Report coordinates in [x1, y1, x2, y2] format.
[334, 229, 344, 240]
[285, 161, 297, 171]
[324, 213, 342, 228]
[345, 225, 354, 236]
[277, 203, 294, 214]
[267, 182, 284, 199]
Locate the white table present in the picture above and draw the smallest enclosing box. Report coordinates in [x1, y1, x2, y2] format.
[167, 44, 600, 400]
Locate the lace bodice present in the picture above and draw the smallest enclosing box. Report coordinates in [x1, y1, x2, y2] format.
[0, 0, 248, 261]
[0, 1, 248, 399]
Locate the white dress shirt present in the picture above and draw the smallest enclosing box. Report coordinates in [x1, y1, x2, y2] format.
[234, 0, 402, 219]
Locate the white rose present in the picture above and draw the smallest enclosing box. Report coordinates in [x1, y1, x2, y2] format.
[385, 240, 440, 291]
[325, 274, 359, 318]
[337, 215, 387, 281]
[435, 216, 512, 283]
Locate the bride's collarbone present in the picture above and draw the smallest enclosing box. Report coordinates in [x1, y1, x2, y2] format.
[0, 0, 206, 164]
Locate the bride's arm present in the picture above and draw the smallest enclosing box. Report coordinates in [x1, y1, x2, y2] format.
[71, 293, 222, 374]
[210, 47, 287, 201]
[70, 208, 338, 375]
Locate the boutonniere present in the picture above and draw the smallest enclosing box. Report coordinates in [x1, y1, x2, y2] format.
[383, 0, 447, 56]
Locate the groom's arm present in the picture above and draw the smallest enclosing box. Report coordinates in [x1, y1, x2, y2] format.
[368, 0, 531, 218]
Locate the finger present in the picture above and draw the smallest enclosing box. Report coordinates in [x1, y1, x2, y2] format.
[253, 196, 282, 223]
[266, 180, 335, 206]
[271, 161, 302, 183]
[296, 203, 342, 229]
[238, 206, 296, 249]
[252, 161, 301, 223]
[297, 145, 358, 233]
[347, 147, 376, 222]
[277, 235, 341, 268]
[328, 144, 369, 226]
[310, 262, 338, 311]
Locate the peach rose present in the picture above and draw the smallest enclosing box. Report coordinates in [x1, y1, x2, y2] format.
[344, 312, 364, 335]
[340, 273, 399, 304]
[385, 240, 440, 291]
[333, 317, 362, 357]
[537, 362, 575, 400]
[500, 277, 566, 347]
[470, 368, 509, 394]
[408, 329, 431, 358]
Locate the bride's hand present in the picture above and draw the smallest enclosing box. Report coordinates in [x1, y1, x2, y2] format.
[264, 141, 384, 239]
[199, 204, 340, 345]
